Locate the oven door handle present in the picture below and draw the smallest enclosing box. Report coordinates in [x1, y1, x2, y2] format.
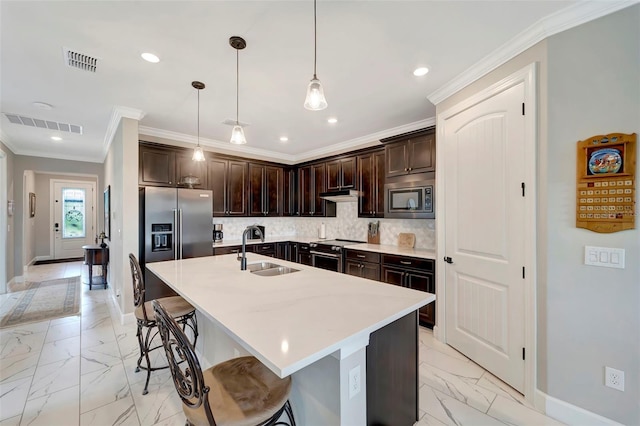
[310, 251, 340, 258]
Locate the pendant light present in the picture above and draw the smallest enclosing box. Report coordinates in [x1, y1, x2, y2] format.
[229, 36, 247, 145]
[191, 81, 206, 161]
[304, 0, 327, 111]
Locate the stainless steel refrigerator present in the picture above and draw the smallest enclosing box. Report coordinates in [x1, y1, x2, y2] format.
[139, 187, 213, 299]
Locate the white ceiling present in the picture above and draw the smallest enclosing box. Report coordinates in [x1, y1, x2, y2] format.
[0, 0, 600, 164]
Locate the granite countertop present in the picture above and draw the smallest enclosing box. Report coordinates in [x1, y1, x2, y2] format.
[346, 243, 436, 260]
[213, 236, 436, 259]
[146, 254, 434, 378]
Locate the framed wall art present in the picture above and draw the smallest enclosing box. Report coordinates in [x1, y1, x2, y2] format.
[29, 192, 36, 218]
[576, 133, 636, 233]
[103, 186, 111, 239]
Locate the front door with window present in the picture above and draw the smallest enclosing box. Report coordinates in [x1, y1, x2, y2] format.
[53, 181, 95, 259]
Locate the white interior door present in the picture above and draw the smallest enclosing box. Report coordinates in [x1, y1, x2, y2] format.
[443, 82, 526, 392]
[53, 181, 95, 259]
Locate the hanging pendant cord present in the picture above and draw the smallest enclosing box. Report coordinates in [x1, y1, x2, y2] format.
[197, 88, 200, 147]
[313, 0, 317, 78]
[236, 49, 239, 124]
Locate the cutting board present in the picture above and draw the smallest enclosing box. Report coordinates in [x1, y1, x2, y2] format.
[398, 233, 416, 248]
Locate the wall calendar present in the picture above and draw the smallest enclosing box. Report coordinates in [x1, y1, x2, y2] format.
[576, 133, 636, 233]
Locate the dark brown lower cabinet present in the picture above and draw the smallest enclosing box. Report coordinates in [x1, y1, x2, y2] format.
[251, 243, 276, 258]
[367, 310, 418, 426]
[297, 243, 312, 265]
[381, 255, 435, 328]
[212, 245, 241, 256]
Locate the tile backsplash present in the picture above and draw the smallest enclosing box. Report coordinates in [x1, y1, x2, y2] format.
[215, 202, 435, 249]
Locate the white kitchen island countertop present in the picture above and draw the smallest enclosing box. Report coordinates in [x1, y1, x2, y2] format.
[146, 254, 434, 378]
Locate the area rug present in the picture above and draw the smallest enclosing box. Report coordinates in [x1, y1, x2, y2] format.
[33, 257, 83, 265]
[0, 276, 81, 329]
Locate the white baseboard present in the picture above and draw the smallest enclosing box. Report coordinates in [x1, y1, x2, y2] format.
[34, 255, 53, 262]
[536, 390, 623, 426]
[108, 290, 135, 326]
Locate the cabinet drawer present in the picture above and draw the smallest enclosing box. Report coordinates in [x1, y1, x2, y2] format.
[252, 243, 276, 254]
[298, 243, 311, 253]
[213, 245, 240, 255]
[382, 254, 434, 272]
[345, 249, 380, 263]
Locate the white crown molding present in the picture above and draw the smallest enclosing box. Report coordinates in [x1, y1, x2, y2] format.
[138, 126, 298, 164]
[294, 117, 436, 163]
[428, 0, 639, 105]
[0, 128, 19, 155]
[12, 149, 103, 163]
[102, 106, 145, 159]
[140, 117, 435, 165]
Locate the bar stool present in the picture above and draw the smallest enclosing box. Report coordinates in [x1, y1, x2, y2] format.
[152, 299, 296, 426]
[128, 253, 199, 395]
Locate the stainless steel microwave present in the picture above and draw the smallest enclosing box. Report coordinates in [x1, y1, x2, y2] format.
[384, 180, 435, 219]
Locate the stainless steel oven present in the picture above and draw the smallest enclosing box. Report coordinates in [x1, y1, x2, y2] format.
[384, 180, 435, 219]
[309, 239, 364, 273]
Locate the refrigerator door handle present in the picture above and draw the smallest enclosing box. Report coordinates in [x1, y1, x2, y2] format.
[179, 209, 183, 260]
[173, 209, 178, 260]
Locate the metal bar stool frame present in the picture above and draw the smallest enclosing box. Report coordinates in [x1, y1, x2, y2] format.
[129, 253, 199, 395]
[152, 299, 296, 426]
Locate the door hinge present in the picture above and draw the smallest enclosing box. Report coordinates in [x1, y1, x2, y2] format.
[522, 347, 525, 360]
[522, 266, 525, 279]
[521, 182, 525, 197]
[522, 103, 525, 115]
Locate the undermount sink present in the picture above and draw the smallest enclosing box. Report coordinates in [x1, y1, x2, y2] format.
[246, 261, 281, 272]
[251, 266, 300, 277]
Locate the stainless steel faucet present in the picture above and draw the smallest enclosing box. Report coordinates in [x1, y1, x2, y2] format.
[239, 225, 264, 270]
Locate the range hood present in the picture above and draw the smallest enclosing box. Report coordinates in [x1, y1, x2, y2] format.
[319, 189, 362, 202]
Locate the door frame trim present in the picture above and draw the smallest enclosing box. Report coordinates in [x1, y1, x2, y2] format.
[435, 62, 538, 404]
[0, 148, 6, 293]
[49, 178, 97, 259]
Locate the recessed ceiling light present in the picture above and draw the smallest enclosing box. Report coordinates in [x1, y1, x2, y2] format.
[51, 136, 62, 141]
[141, 52, 160, 63]
[280, 136, 289, 142]
[413, 67, 429, 77]
[33, 102, 53, 110]
[327, 117, 338, 124]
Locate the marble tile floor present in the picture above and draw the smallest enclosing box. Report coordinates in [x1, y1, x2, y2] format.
[1, 262, 563, 426]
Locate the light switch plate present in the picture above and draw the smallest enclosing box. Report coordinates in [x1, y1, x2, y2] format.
[585, 246, 625, 269]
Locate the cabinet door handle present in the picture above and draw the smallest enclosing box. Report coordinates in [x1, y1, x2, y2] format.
[404, 168, 408, 172]
[408, 167, 413, 171]
[357, 254, 366, 258]
[400, 260, 412, 265]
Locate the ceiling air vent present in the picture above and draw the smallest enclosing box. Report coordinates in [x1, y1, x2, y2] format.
[2, 113, 83, 134]
[63, 47, 98, 72]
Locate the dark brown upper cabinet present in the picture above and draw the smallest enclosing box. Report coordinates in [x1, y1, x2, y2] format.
[283, 168, 298, 216]
[249, 163, 283, 217]
[139, 145, 175, 186]
[175, 151, 208, 188]
[326, 157, 357, 190]
[384, 129, 435, 179]
[357, 150, 385, 218]
[298, 163, 335, 217]
[208, 158, 248, 217]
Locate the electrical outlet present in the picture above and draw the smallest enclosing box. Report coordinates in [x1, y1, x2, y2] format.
[605, 366, 625, 391]
[348, 365, 361, 399]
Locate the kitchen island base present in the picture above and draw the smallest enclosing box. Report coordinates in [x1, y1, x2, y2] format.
[194, 310, 418, 426]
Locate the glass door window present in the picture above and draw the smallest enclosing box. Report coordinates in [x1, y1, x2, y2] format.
[62, 188, 86, 238]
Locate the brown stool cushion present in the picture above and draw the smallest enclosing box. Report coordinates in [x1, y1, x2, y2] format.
[185, 356, 292, 426]
[135, 296, 195, 322]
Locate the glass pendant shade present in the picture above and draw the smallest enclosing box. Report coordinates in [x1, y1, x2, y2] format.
[230, 124, 247, 145]
[304, 77, 327, 111]
[192, 145, 205, 161]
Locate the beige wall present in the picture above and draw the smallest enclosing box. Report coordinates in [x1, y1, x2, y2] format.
[0, 141, 15, 286]
[104, 117, 139, 316]
[436, 6, 638, 424]
[34, 173, 98, 258]
[23, 170, 36, 267]
[11, 155, 103, 281]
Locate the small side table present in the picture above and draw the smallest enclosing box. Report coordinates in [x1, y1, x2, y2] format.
[82, 244, 109, 290]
